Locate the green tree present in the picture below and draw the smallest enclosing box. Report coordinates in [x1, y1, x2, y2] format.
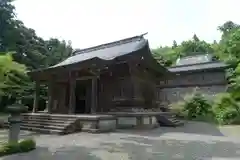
[0, 0, 73, 108]
[0, 53, 29, 97]
[193, 34, 200, 42]
[44, 39, 72, 67]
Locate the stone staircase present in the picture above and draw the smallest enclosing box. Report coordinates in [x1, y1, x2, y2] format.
[156, 112, 184, 127]
[19, 114, 81, 135]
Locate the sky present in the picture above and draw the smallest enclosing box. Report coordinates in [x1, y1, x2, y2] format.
[14, 0, 240, 49]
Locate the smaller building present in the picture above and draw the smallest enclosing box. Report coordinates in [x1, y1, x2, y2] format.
[156, 53, 230, 107]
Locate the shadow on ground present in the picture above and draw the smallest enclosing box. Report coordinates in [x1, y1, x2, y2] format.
[100, 136, 240, 160]
[117, 121, 225, 137]
[1, 146, 102, 160]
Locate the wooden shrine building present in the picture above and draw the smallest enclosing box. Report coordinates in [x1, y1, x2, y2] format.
[23, 34, 229, 134]
[29, 34, 169, 115]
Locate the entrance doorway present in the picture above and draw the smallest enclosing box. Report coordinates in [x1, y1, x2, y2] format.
[75, 80, 91, 114]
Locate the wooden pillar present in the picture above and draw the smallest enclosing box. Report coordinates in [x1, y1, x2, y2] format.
[47, 82, 53, 113]
[32, 81, 40, 113]
[68, 73, 76, 114]
[91, 77, 97, 113]
[128, 61, 137, 99]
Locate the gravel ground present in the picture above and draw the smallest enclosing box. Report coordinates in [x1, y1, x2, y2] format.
[1, 122, 240, 160]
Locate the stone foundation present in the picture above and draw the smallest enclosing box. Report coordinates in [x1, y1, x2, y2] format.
[108, 112, 160, 129]
[78, 115, 117, 133]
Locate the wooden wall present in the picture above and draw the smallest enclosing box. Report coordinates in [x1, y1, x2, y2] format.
[155, 70, 228, 107]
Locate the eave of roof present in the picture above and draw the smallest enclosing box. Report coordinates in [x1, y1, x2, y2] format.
[168, 61, 230, 73]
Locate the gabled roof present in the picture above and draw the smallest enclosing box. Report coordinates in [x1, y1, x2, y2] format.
[29, 33, 168, 77]
[51, 34, 147, 69]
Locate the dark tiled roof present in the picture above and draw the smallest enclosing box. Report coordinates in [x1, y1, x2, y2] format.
[175, 54, 214, 66]
[51, 34, 147, 68]
[168, 61, 229, 73]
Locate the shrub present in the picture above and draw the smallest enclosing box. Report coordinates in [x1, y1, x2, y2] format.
[181, 91, 212, 120]
[169, 101, 187, 118]
[213, 93, 240, 124]
[0, 139, 36, 157]
[0, 142, 20, 156]
[19, 139, 36, 152]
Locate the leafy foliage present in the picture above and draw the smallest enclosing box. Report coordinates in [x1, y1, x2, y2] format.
[0, 139, 36, 157]
[0, 0, 73, 109]
[178, 90, 212, 120]
[0, 54, 29, 97]
[212, 93, 240, 124]
[152, 35, 215, 66]
[18, 139, 36, 152]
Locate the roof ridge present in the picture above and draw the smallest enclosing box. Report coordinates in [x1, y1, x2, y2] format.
[169, 61, 225, 69]
[72, 33, 147, 56]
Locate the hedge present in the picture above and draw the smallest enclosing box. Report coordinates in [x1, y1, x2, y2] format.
[0, 139, 36, 157]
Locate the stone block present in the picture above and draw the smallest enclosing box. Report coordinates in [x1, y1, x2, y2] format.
[81, 121, 97, 131]
[98, 119, 116, 132]
[117, 117, 137, 129]
[143, 117, 150, 125]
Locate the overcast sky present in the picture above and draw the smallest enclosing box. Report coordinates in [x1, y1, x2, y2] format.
[14, 0, 240, 49]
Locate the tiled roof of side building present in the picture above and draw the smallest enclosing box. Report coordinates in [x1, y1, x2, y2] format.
[168, 61, 229, 73]
[51, 33, 148, 68]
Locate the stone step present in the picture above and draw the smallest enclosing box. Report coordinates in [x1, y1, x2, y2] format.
[156, 114, 184, 127]
[21, 123, 66, 130]
[22, 118, 74, 124]
[21, 120, 70, 127]
[22, 114, 79, 119]
[20, 114, 79, 134]
[163, 114, 176, 118]
[22, 116, 76, 121]
[168, 119, 179, 123]
[174, 120, 185, 126]
[20, 126, 63, 134]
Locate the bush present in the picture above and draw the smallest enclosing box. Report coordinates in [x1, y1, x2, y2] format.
[0, 139, 36, 157]
[19, 139, 36, 152]
[180, 91, 213, 120]
[169, 101, 187, 118]
[213, 93, 240, 125]
[0, 142, 20, 156]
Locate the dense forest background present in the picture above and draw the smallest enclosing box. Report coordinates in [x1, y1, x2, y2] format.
[1, 0, 240, 112]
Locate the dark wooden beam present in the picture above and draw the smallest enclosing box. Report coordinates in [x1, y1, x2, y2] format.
[47, 81, 54, 113]
[68, 72, 76, 114]
[32, 81, 40, 113]
[91, 77, 98, 113]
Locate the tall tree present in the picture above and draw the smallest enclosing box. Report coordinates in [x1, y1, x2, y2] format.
[172, 40, 178, 49]
[0, 0, 73, 108]
[218, 21, 240, 36]
[0, 0, 16, 52]
[44, 39, 72, 67]
[193, 34, 200, 42]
